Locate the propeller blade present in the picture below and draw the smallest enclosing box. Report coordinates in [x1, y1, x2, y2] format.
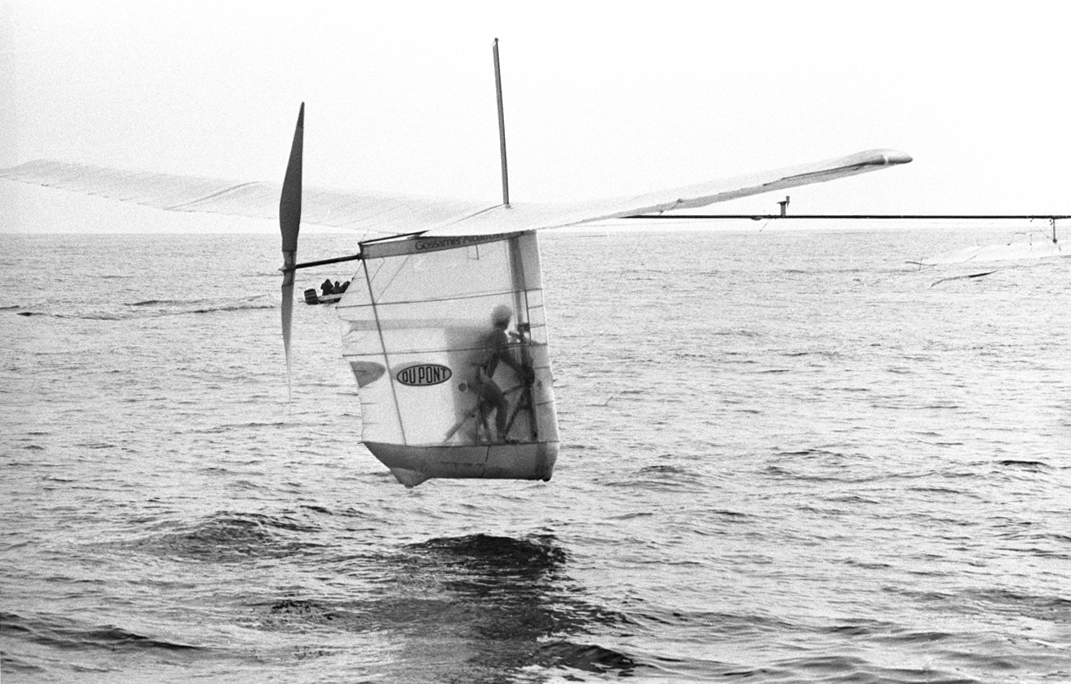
[280, 103, 304, 373]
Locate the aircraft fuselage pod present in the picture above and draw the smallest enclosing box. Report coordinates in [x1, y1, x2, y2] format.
[336, 231, 559, 487]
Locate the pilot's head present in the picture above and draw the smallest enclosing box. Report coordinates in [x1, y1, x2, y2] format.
[491, 304, 513, 328]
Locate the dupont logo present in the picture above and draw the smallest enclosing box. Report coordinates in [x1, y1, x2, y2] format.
[395, 364, 452, 387]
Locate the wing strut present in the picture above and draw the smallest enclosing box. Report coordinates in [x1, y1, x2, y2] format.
[279, 103, 304, 377]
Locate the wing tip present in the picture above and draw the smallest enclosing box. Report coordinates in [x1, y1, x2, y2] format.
[873, 148, 912, 165]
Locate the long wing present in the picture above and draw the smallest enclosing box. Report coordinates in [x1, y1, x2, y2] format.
[1, 148, 909, 238]
[0, 159, 488, 239]
[424, 149, 911, 236]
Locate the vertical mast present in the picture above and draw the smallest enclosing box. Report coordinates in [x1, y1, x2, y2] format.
[493, 38, 510, 207]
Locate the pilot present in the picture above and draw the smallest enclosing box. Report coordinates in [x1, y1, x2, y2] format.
[471, 304, 532, 443]
[321, 279, 334, 296]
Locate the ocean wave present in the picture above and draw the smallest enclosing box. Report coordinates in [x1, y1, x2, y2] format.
[232, 533, 633, 671]
[129, 294, 273, 312]
[405, 533, 570, 575]
[0, 610, 199, 653]
[0, 652, 46, 676]
[257, 598, 342, 630]
[124, 511, 323, 563]
[997, 459, 1049, 470]
[602, 463, 705, 492]
[535, 640, 637, 675]
[135, 294, 274, 317]
[4, 295, 274, 320]
[964, 588, 1071, 623]
[767, 653, 979, 684]
[128, 297, 223, 306]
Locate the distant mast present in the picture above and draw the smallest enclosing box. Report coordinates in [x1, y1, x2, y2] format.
[493, 38, 510, 207]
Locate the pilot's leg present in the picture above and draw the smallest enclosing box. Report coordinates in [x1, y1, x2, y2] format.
[480, 381, 509, 440]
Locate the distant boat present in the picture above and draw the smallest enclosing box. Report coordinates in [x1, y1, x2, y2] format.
[303, 289, 343, 306]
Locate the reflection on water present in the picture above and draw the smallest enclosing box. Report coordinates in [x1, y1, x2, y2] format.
[236, 532, 635, 681]
[42, 513, 638, 681]
[377, 534, 635, 681]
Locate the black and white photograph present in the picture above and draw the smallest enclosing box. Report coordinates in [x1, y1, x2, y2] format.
[2, 2, 1068, 681]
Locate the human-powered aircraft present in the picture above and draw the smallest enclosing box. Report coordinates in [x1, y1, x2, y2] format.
[2, 42, 915, 486]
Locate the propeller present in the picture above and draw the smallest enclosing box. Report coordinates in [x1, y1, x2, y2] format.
[279, 103, 304, 375]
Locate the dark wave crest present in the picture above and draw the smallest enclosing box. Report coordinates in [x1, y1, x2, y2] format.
[5, 294, 273, 320]
[241, 534, 640, 678]
[126, 511, 323, 563]
[535, 640, 637, 675]
[0, 610, 199, 654]
[127, 294, 274, 316]
[407, 533, 569, 574]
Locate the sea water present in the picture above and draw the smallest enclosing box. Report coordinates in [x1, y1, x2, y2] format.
[1, 227, 1069, 682]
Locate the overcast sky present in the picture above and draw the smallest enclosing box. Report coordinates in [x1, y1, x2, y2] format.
[2, 1, 1069, 233]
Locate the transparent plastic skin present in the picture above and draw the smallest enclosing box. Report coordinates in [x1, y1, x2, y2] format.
[336, 232, 558, 485]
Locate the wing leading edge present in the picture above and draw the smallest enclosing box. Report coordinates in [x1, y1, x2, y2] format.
[423, 148, 912, 237]
[2, 148, 910, 238]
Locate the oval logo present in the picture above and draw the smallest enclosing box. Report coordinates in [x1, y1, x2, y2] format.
[395, 364, 452, 387]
